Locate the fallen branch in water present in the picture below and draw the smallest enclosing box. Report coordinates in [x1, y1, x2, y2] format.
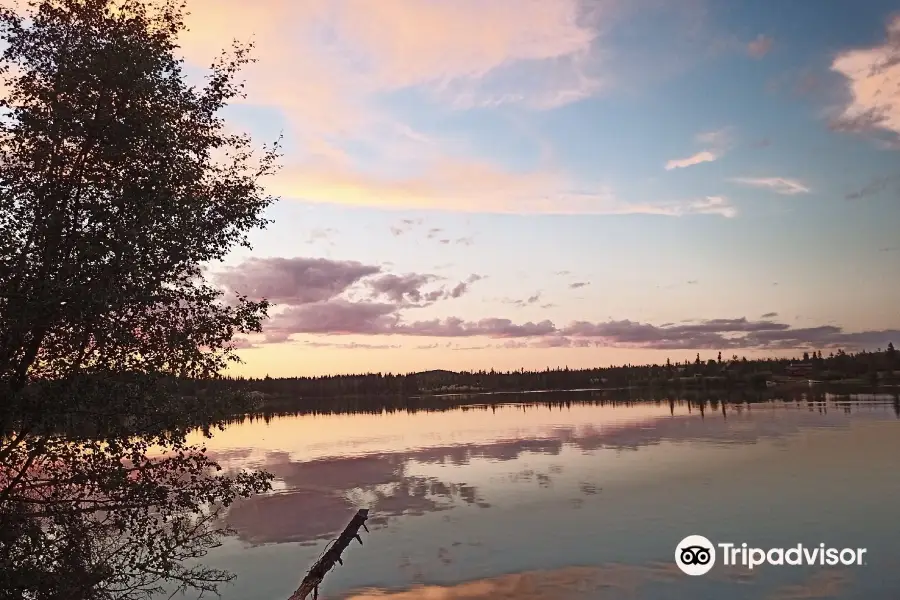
[288, 508, 370, 600]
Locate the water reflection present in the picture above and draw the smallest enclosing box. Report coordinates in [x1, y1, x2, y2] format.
[211, 398, 897, 548]
[194, 396, 900, 600]
[338, 564, 852, 600]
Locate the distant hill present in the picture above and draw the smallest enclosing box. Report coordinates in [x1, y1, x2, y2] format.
[415, 369, 458, 377]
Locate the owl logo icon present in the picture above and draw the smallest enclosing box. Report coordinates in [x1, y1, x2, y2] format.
[675, 535, 716, 575]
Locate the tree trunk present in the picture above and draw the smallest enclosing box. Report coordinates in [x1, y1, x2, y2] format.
[288, 509, 370, 600]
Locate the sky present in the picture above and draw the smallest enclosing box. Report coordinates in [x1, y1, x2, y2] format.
[174, 0, 900, 377]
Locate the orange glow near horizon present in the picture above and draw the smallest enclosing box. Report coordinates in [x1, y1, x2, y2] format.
[225, 342, 806, 378]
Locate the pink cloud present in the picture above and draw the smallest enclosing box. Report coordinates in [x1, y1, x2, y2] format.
[173, 3, 739, 218]
[830, 15, 900, 141]
[177, 0, 607, 141]
[664, 150, 718, 170]
[665, 128, 733, 171]
[747, 34, 774, 59]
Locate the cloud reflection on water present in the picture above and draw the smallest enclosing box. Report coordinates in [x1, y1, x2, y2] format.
[335, 563, 850, 600]
[216, 403, 895, 546]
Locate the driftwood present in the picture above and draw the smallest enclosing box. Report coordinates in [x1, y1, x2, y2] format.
[288, 508, 370, 600]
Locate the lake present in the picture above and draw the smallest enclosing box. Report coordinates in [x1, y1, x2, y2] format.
[193, 394, 900, 599]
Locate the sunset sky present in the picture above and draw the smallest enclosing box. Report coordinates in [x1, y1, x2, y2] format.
[177, 0, 900, 377]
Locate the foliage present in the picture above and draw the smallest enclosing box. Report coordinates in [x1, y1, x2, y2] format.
[0, 0, 278, 597]
[213, 346, 899, 401]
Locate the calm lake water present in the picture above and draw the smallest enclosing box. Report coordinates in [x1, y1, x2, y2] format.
[193, 395, 900, 599]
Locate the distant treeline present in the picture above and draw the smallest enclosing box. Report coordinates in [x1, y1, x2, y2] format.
[182, 345, 899, 406]
[219, 389, 900, 425]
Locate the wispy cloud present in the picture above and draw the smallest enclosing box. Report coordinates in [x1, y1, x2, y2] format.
[747, 34, 774, 59]
[303, 340, 401, 350]
[178, 0, 609, 139]
[665, 150, 718, 171]
[695, 127, 734, 148]
[845, 175, 899, 200]
[501, 292, 543, 307]
[730, 177, 811, 195]
[829, 15, 900, 143]
[569, 282, 590, 289]
[665, 128, 733, 170]
[389, 219, 422, 236]
[270, 156, 737, 216]
[661, 196, 737, 218]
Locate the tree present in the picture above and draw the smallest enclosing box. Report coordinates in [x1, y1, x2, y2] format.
[0, 0, 278, 597]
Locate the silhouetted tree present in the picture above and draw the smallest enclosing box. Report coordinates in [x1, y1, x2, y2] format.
[0, 1, 277, 597]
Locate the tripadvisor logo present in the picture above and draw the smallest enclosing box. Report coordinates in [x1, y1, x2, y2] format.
[675, 535, 716, 576]
[675, 535, 868, 575]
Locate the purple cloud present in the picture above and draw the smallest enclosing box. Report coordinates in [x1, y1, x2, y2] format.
[368, 273, 437, 303]
[214, 257, 380, 305]
[446, 274, 483, 299]
[260, 307, 898, 352]
[220, 258, 897, 353]
[532, 336, 595, 348]
[393, 317, 557, 338]
[229, 337, 260, 350]
[214, 257, 480, 318]
[303, 341, 401, 350]
[267, 300, 400, 336]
